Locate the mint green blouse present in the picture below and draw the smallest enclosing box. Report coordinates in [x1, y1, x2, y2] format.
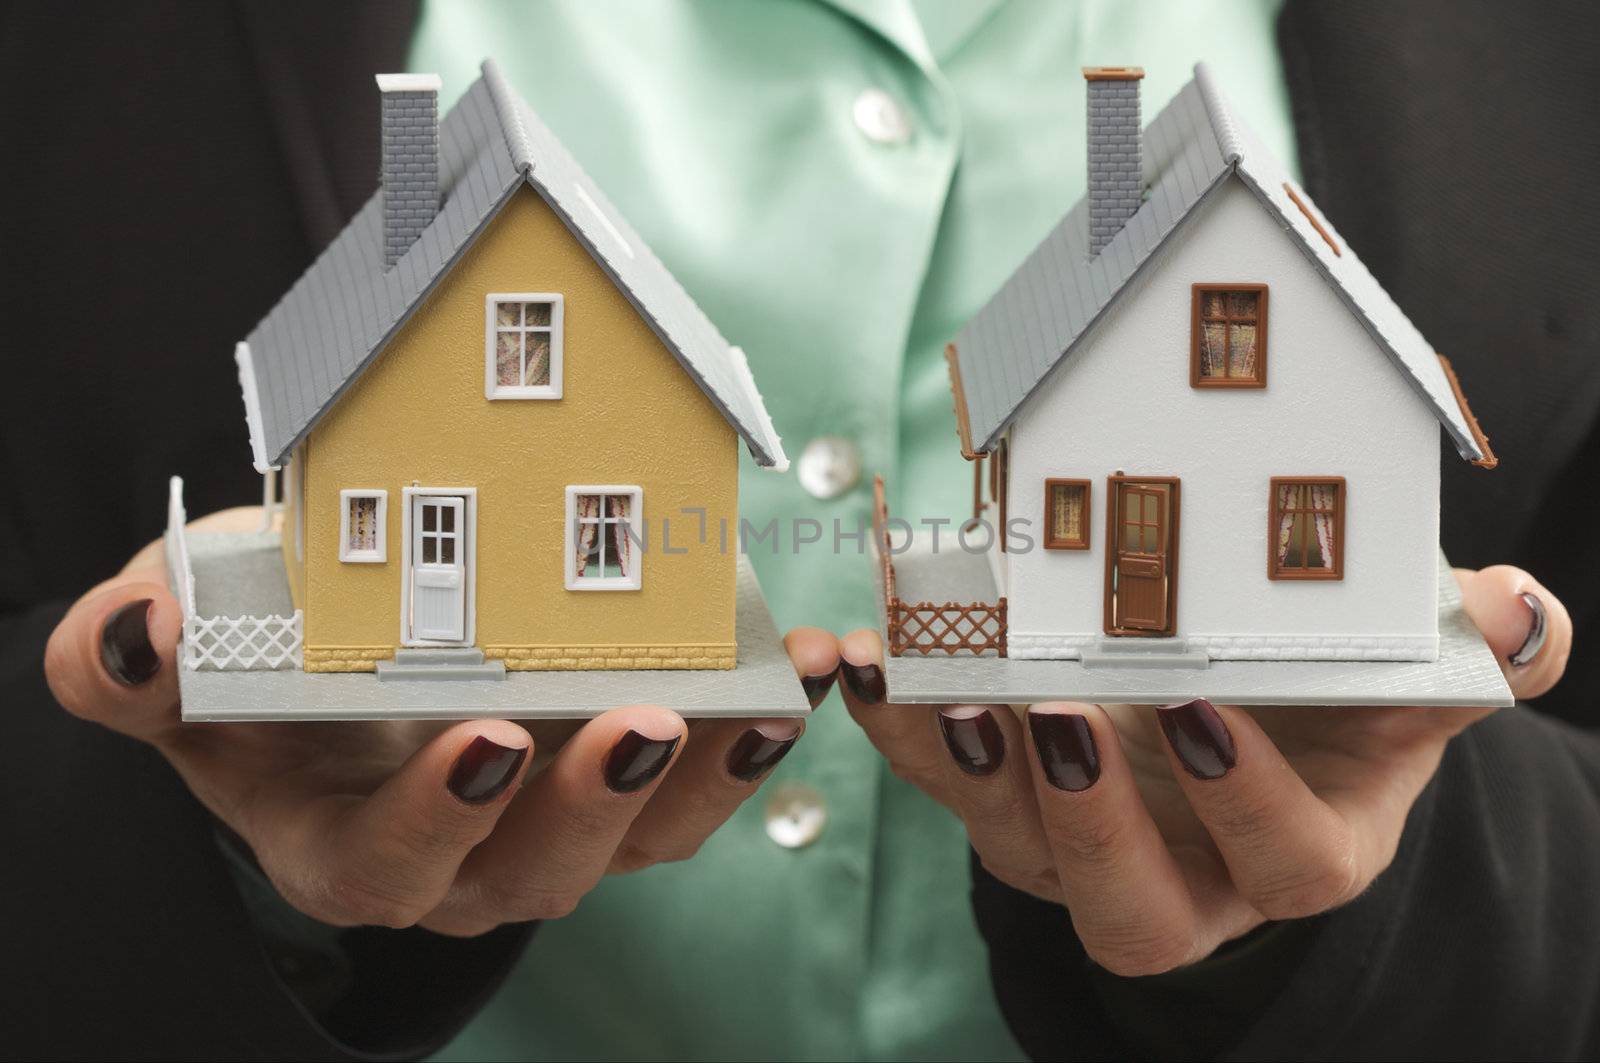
[413, 2, 1296, 1058]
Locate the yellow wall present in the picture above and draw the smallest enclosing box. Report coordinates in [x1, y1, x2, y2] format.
[300, 186, 739, 669]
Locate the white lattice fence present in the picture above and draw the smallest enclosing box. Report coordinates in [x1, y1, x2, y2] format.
[185, 612, 303, 670]
[167, 476, 303, 671]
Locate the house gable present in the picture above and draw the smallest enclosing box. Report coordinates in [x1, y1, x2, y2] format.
[1004, 176, 1441, 652]
[298, 184, 740, 652]
[238, 61, 786, 475]
[951, 63, 1493, 467]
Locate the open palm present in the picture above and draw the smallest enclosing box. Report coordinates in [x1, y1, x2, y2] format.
[838, 565, 1567, 974]
[46, 507, 835, 936]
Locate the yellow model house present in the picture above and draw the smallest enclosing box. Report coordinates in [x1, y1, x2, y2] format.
[232, 65, 787, 677]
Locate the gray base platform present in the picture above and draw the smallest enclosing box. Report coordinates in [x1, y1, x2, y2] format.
[178, 535, 808, 722]
[879, 544, 1514, 708]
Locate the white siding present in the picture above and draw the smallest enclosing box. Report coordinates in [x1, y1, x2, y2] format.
[1006, 177, 1440, 661]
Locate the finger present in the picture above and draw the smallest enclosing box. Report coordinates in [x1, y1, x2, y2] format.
[933, 705, 1058, 900]
[602, 626, 834, 867]
[838, 628, 954, 807]
[785, 625, 842, 708]
[264, 721, 531, 929]
[1456, 566, 1572, 700]
[1025, 703, 1225, 975]
[442, 706, 685, 929]
[44, 580, 184, 746]
[1155, 699, 1365, 922]
[612, 715, 804, 873]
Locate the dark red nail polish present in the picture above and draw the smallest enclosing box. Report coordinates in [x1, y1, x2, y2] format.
[447, 736, 527, 804]
[1510, 592, 1547, 667]
[1028, 712, 1100, 792]
[726, 727, 798, 782]
[100, 598, 160, 687]
[938, 707, 1005, 776]
[801, 670, 838, 709]
[1156, 698, 1236, 780]
[604, 730, 680, 794]
[841, 661, 886, 704]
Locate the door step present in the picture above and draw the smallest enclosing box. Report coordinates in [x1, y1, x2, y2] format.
[1080, 637, 1210, 670]
[377, 647, 506, 681]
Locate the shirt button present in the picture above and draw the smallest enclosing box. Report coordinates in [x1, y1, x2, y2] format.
[764, 781, 828, 849]
[796, 435, 862, 500]
[852, 88, 913, 145]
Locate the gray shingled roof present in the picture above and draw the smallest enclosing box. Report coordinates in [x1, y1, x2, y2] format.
[953, 62, 1488, 464]
[237, 60, 787, 472]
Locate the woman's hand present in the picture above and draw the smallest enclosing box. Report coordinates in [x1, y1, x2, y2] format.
[45, 507, 839, 936]
[838, 565, 1570, 975]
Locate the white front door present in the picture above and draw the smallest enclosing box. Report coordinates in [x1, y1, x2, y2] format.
[409, 495, 466, 642]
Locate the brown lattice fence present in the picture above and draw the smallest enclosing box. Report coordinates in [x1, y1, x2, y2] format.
[874, 476, 1007, 658]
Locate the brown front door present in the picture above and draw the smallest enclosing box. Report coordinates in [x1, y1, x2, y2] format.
[1104, 476, 1180, 636]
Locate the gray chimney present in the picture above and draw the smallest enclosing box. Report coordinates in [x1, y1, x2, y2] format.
[376, 73, 442, 268]
[1084, 66, 1144, 256]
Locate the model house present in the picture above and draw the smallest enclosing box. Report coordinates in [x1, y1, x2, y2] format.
[227, 62, 787, 677]
[880, 63, 1495, 667]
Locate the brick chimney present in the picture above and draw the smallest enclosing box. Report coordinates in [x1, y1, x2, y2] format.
[376, 73, 442, 268]
[1083, 67, 1144, 256]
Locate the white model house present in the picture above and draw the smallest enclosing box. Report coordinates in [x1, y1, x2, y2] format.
[929, 64, 1496, 664]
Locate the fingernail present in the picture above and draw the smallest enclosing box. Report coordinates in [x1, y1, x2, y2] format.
[726, 725, 799, 782]
[841, 660, 886, 704]
[1028, 711, 1100, 792]
[1509, 592, 1547, 667]
[801, 670, 838, 709]
[1156, 698, 1236, 780]
[447, 736, 527, 804]
[100, 598, 160, 687]
[604, 729, 681, 794]
[938, 706, 1005, 776]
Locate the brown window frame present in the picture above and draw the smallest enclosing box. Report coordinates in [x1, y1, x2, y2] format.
[1267, 476, 1345, 581]
[1191, 283, 1268, 388]
[1042, 478, 1092, 550]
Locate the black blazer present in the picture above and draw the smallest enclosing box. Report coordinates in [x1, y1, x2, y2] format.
[1, 1, 1596, 1058]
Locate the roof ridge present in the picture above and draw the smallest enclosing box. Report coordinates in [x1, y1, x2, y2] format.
[480, 58, 535, 174]
[1192, 61, 1243, 164]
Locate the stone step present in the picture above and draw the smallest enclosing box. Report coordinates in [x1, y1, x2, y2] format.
[1092, 636, 1190, 654]
[1081, 637, 1210, 670]
[377, 648, 507, 682]
[392, 647, 487, 666]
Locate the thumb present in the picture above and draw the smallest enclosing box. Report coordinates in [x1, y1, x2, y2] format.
[1455, 565, 1571, 701]
[44, 578, 184, 746]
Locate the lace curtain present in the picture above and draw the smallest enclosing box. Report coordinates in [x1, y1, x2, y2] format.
[1274, 482, 1337, 571]
[574, 493, 600, 576]
[349, 497, 378, 551]
[607, 495, 631, 577]
[1049, 483, 1084, 543]
[573, 492, 633, 579]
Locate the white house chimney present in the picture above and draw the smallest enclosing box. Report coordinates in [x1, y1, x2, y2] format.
[376, 73, 443, 268]
[1084, 66, 1144, 256]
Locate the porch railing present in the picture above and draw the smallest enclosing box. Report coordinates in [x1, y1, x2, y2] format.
[873, 475, 1007, 658]
[166, 476, 303, 671]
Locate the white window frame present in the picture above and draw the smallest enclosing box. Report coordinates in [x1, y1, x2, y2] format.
[338, 489, 388, 563]
[485, 292, 564, 400]
[564, 485, 643, 591]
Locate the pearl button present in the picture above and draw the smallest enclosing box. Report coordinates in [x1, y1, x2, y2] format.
[796, 435, 862, 500]
[764, 781, 828, 849]
[852, 88, 913, 145]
